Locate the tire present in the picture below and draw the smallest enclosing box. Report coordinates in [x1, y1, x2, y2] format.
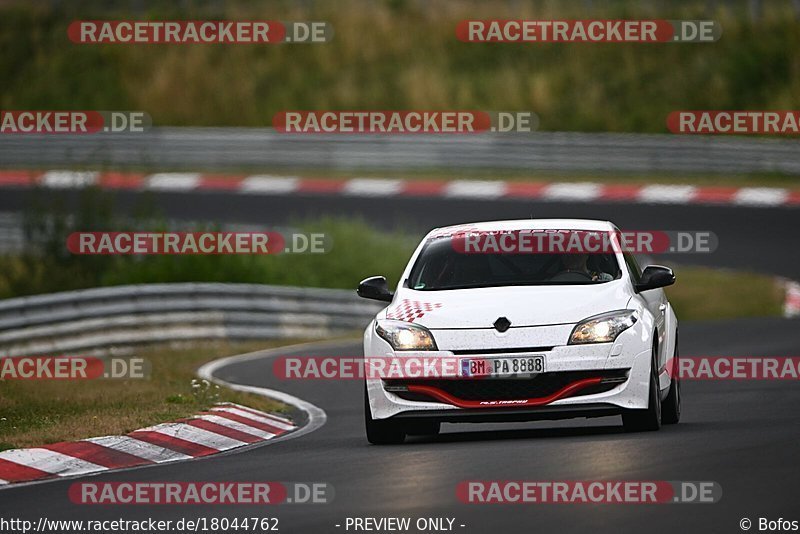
[405, 421, 441, 436]
[622, 345, 662, 432]
[364, 386, 406, 445]
[662, 333, 681, 425]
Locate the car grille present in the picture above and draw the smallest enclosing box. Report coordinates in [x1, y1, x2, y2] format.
[386, 369, 629, 402]
[450, 346, 555, 355]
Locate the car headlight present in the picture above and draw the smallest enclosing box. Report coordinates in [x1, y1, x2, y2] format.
[375, 319, 438, 351]
[568, 310, 637, 345]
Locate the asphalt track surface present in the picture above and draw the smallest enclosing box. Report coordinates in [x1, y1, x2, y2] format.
[1, 188, 799, 533]
[1, 321, 799, 533]
[1, 187, 800, 278]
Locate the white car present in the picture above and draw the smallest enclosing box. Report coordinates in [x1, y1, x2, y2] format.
[358, 219, 680, 444]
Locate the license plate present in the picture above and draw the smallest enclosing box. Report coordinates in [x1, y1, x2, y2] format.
[460, 355, 545, 378]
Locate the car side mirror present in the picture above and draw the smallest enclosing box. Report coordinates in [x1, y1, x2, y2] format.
[635, 265, 676, 292]
[357, 276, 394, 302]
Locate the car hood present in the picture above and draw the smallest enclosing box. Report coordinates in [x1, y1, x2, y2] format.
[385, 282, 632, 329]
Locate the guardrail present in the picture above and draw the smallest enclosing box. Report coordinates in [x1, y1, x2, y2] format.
[1, 279, 796, 358]
[0, 283, 383, 357]
[2, 127, 800, 174]
[0, 212, 24, 253]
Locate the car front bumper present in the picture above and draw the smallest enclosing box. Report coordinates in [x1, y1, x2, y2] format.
[364, 321, 652, 421]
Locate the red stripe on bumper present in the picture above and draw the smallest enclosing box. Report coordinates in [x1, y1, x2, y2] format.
[406, 377, 604, 409]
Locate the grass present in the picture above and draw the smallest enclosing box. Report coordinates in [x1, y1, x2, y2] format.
[664, 265, 785, 321]
[0, 340, 304, 451]
[3, 0, 799, 186]
[1, 1, 799, 136]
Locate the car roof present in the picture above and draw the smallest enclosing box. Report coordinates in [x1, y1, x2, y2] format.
[430, 219, 617, 234]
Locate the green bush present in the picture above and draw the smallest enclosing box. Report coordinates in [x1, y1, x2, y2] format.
[0, 187, 418, 298]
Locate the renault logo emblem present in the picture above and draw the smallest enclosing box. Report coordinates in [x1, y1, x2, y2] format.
[493, 317, 511, 333]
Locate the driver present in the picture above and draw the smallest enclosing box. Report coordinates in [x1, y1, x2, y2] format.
[558, 253, 613, 282]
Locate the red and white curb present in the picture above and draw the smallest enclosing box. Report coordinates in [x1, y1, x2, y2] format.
[0, 402, 296, 487]
[784, 280, 800, 318]
[1, 169, 799, 208]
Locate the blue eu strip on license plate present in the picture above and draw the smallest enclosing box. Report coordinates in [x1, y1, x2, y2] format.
[461, 355, 545, 377]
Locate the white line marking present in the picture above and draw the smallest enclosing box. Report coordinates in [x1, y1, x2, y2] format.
[0, 448, 104, 477]
[543, 182, 602, 201]
[145, 173, 200, 191]
[733, 187, 788, 207]
[40, 170, 98, 188]
[195, 415, 277, 439]
[638, 184, 697, 204]
[84, 436, 192, 463]
[240, 175, 299, 194]
[444, 180, 506, 198]
[343, 178, 403, 197]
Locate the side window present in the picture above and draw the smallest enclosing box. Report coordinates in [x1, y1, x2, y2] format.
[623, 253, 642, 284]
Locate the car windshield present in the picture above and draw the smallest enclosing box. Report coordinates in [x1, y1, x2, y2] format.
[408, 234, 622, 290]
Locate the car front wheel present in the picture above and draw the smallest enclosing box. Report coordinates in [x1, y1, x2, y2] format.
[364, 387, 406, 445]
[622, 347, 662, 432]
[662, 333, 681, 424]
